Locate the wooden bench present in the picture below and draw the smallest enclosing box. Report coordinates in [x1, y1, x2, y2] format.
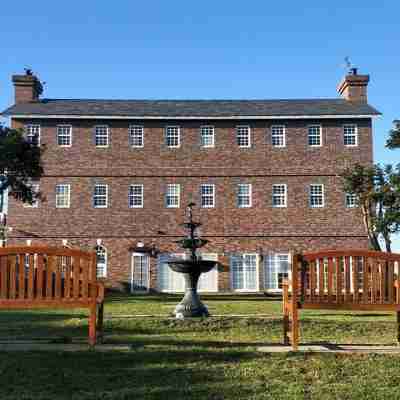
[282, 250, 400, 350]
[0, 246, 105, 346]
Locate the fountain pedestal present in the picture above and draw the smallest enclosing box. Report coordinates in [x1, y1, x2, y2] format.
[168, 259, 216, 318]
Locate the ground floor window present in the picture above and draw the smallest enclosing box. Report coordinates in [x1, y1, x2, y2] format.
[230, 254, 258, 291]
[157, 253, 218, 292]
[264, 253, 290, 291]
[131, 253, 150, 292]
[96, 245, 107, 278]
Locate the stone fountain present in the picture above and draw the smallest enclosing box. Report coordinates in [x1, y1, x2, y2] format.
[167, 202, 218, 318]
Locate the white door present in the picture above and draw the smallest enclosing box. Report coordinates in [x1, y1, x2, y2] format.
[157, 253, 219, 292]
[231, 254, 259, 291]
[157, 253, 186, 292]
[198, 253, 218, 292]
[131, 253, 150, 292]
[264, 253, 291, 291]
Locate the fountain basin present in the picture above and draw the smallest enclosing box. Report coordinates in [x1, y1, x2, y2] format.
[167, 260, 217, 274]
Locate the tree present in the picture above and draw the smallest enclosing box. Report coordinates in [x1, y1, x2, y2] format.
[386, 120, 400, 149]
[0, 125, 43, 214]
[341, 163, 400, 252]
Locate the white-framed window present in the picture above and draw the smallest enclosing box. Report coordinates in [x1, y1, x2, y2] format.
[93, 184, 108, 208]
[231, 254, 259, 291]
[23, 183, 40, 208]
[131, 252, 150, 292]
[129, 125, 144, 148]
[271, 125, 286, 147]
[95, 125, 109, 147]
[272, 184, 287, 208]
[264, 253, 291, 291]
[129, 184, 144, 208]
[57, 125, 72, 147]
[236, 125, 251, 147]
[237, 184, 252, 208]
[25, 124, 40, 146]
[166, 184, 180, 208]
[201, 184, 215, 208]
[165, 126, 180, 148]
[308, 125, 322, 147]
[95, 245, 107, 278]
[309, 184, 324, 208]
[55, 184, 71, 208]
[200, 125, 215, 148]
[345, 192, 357, 208]
[343, 124, 358, 146]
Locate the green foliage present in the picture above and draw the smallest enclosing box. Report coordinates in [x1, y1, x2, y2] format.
[341, 163, 400, 252]
[386, 123, 400, 149]
[0, 125, 43, 206]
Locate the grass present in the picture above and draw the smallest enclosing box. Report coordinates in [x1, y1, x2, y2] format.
[1, 294, 400, 399]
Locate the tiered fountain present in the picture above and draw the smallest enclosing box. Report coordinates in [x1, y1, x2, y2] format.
[167, 202, 218, 318]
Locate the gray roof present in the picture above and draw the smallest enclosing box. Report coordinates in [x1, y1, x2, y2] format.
[1, 98, 381, 118]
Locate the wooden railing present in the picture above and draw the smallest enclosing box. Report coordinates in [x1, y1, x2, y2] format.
[283, 250, 400, 350]
[0, 246, 105, 345]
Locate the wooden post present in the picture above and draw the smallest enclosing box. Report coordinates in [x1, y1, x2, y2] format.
[291, 254, 300, 351]
[89, 304, 97, 346]
[282, 279, 290, 345]
[397, 311, 400, 345]
[97, 302, 104, 343]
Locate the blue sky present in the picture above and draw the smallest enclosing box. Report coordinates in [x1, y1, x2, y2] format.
[0, 0, 399, 250]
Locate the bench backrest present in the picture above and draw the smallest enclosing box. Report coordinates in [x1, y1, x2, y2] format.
[293, 250, 400, 305]
[0, 246, 98, 302]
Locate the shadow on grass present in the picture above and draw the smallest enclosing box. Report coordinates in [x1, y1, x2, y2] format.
[0, 348, 263, 400]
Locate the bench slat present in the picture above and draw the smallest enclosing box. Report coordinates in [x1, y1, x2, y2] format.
[327, 258, 333, 303]
[46, 256, 54, 299]
[9, 256, 16, 300]
[353, 256, 359, 303]
[0, 256, 7, 299]
[55, 256, 62, 299]
[336, 257, 342, 304]
[344, 256, 351, 303]
[380, 260, 386, 304]
[18, 254, 25, 299]
[36, 254, 44, 300]
[27, 254, 34, 300]
[318, 258, 324, 301]
[309, 260, 316, 303]
[73, 257, 81, 299]
[388, 261, 394, 304]
[362, 257, 369, 304]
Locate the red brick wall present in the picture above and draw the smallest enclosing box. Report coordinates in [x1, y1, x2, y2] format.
[8, 117, 373, 291]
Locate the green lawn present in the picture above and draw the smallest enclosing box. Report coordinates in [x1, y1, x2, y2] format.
[1, 294, 400, 399]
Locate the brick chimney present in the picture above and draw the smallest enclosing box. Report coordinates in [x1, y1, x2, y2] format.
[337, 68, 369, 103]
[12, 69, 43, 104]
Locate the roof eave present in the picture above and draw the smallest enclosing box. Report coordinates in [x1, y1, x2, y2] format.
[4, 113, 381, 120]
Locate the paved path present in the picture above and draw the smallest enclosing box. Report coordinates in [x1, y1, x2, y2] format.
[258, 344, 400, 354]
[0, 343, 131, 352]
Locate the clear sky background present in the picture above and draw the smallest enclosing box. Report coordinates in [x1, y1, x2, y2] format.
[0, 0, 399, 250]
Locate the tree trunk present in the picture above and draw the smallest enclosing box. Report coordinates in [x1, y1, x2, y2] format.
[383, 231, 392, 253]
[361, 203, 381, 251]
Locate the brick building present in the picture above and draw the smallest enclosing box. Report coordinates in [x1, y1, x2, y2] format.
[1, 69, 380, 293]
